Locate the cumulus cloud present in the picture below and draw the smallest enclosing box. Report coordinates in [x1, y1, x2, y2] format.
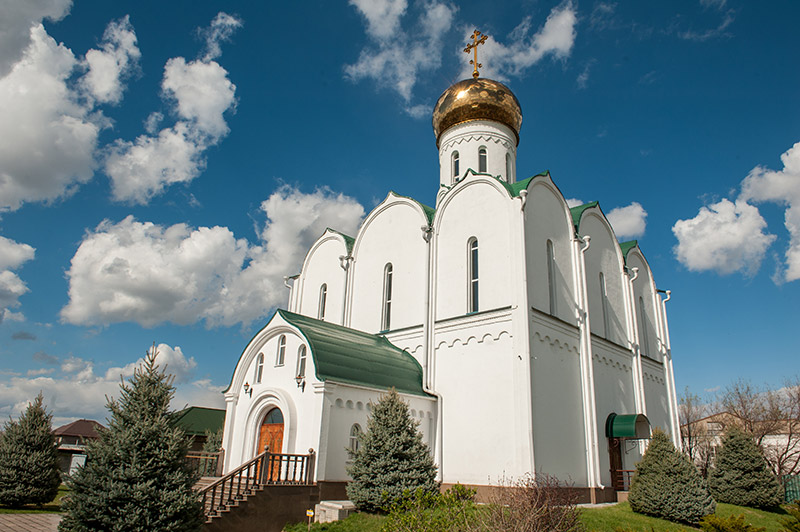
[62, 185, 365, 328]
[105, 343, 196, 384]
[672, 198, 775, 276]
[80, 15, 140, 104]
[346, 0, 455, 107]
[565, 198, 584, 208]
[0, 0, 71, 77]
[0, 235, 35, 322]
[104, 13, 239, 204]
[465, 2, 577, 80]
[606, 202, 647, 239]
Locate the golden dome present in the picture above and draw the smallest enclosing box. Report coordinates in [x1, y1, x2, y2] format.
[432, 78, 522, 147]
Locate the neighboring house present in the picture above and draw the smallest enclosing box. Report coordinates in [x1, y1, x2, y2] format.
[174, 406, 226, 452]
[222, 75, 680, 503]
[54, 419, 103, 476]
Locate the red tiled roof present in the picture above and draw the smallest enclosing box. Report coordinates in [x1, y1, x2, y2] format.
[53, 419, 104, 439]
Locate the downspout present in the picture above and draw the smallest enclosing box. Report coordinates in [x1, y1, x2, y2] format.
[658, 289, 680, 447]
[517, 190, 535, 474]
[421, 223, 443, 482]
[339, 254, 352, 325]
[283, 276, 294, 311]
[627, 267, 645, 415]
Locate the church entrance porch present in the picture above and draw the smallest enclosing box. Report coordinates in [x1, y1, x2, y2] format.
[605, 413, 651, 494]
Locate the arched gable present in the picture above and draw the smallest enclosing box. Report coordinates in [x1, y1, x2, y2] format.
[624, 246, 661, 361]
[293, 229, 352, 323]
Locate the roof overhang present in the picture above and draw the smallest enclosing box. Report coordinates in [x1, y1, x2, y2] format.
[605, 413, 651, 439]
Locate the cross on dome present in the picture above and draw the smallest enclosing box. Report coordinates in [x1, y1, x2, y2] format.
[464, 30, 488, 79]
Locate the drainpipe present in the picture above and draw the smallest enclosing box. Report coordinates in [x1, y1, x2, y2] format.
[339, 255, 352, 325]
[627, 267, 646, 416]
[421, 223, 443, 482]
[658, 289, 680, 447]
[283, 276, 294, 311]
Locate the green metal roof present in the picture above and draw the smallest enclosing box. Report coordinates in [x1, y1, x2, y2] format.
[388, 192, 436, 224]
[569, 201, 599, 229]
[618, 240, 638, 261]
[278, 310, 431, 397]
[325, 228, 355, 253]
[174, 406, 225, 436]
[605, 413, 651, 439]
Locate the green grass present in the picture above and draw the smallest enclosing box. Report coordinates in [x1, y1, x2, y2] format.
[0, 484, 69, 514]
[283, 512, 386, 532]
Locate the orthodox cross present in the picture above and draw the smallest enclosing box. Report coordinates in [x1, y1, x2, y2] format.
[464, 30, 488, 79]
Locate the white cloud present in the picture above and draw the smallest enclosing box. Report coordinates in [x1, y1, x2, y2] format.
[0, 235, 35, 322]
[565, 198, 584, 208]
[466, 2, 577, 80]
[739, 142, 800, 282]
[672, 198, 776, 276]
[61, 185, 365, 328]
[346, 0, 455, 106]
[105, 343, 196, 384]
[104, 14, 238, 204]
[80, 15, 140, 104]
[201, 12, 243, 62]
[0, 235, 35, 270]
[0, 0, 71, 77]
[606, 201, 647, 239]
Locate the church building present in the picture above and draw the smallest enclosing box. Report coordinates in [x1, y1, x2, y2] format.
[221, 54, 680, 501]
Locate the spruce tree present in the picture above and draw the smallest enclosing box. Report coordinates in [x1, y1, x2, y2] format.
[629, 428, 716, 524]
[708, 427, 783, 509]
[346, 388, 438, 513]
[0, 393, 61, 508]
[59, 349, 203, 532]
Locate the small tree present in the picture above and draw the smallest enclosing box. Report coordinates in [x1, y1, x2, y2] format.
[0, 393, 61, 508]
[708, 428, 783, 509]
[59, 348, 203, 532]
[346, 388, 438, 512]
[680, 387, 715, 477]
[628, 429, 716, 524]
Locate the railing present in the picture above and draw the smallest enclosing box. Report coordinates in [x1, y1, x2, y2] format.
[611, 469, 635, 491]
[198, 448, 316, 519]
[186, 450, 223, 477]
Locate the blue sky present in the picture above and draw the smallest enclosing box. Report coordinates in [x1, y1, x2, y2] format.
[0, 0, 797, 425]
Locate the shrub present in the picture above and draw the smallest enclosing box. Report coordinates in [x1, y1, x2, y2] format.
[782, 502, 800, 532]
[346, 389, 438, 513]
[708, 428, 783, 509]
[700, 514, 766, 532]
[0, 393, 61, 507]
[381, 484, 476, 532]
[59, 348, 203, 532]
[628, 428, 716, 524]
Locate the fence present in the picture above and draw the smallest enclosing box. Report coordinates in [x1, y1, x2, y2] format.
[785, 475, 800, 503]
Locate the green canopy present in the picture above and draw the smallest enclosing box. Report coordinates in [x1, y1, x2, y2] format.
[605, 413, 651, 439]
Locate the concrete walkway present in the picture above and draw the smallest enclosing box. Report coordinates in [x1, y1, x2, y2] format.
[0, 513, 61, 532]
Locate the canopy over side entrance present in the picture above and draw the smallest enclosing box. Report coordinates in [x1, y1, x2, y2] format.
[605, 413, 651, 440]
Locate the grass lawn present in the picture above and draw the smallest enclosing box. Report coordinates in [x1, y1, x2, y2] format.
[0, 484, 69, 514]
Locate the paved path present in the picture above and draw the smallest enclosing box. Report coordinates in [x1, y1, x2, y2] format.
[0, 513, 61, 532]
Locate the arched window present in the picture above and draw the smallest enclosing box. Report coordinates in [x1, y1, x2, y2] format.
[638, 297, 649, 356]
[547, 240, 557, 316]
[318, 284, 327, 320]
[452, 151, 460, 181]
[468, 238, 479, 313]
[505, 152, 512, 181]
[276, 335, 286, 366]
[296, 345, 307, 378]
[599, 273, 610, 338]
[381, 263, 393, 331]
[349, 423, 361, 452]
[255, 353, 264, 384]
[478, 147, 487, 173]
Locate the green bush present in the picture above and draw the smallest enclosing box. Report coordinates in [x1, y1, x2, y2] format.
[346, 389, 438, 513]
[782, 503, 800, 532]
[628, 428, 716, 524]
[708, 428, 783, 509]
[381, 485, 476, 532]
[699, 514, 766, 532]
[0, 393, 61, 508]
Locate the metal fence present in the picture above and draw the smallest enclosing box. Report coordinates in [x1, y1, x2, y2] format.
[785, 475, 800, 503]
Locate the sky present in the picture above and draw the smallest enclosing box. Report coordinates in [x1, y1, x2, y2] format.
[0, 0, 798, 426]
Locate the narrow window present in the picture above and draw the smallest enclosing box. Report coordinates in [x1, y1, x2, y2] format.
[638, 297, 649, 356]
[468, 238, 479, 313]
[318, 284, 327, 320]
[505, 152, 512, 181]
[255, 353, 264, 384]
[478, 147, 487, 173]
[296, 345, 307, 379]
[600, 273, 610, 338]
[547, 240, 557, 316]
[349, 424, 361, 453]
[381, 263, 393, 331]
[452, 151, 460, 181]
[276, 335, 286, 366]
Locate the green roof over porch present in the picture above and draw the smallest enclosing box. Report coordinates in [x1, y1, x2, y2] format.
[605, 413, 651, 439]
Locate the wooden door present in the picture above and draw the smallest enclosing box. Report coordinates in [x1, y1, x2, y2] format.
[257, 408, 284, 481]
[608, 437, 623, 490]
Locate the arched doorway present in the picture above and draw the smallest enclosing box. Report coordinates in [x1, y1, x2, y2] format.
[257, 407, 284, 455]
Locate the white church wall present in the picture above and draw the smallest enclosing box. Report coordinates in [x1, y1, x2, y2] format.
[529, 314, 588, 485]
[626, 251, 661, 363]
[438, 120, 517, 187]
[434, 178, 513, 321]
[590, 338, 637, 486]
[433, 307, 520, 484]
[295, 233, 348, 324]
[321, 385, 436, 482]
[385, 326, 425, 368]
[580, 212, 628, 346]
[523, 179, 577, 324]
[642, 357, 672, 435]
[349, 196, 428, 333]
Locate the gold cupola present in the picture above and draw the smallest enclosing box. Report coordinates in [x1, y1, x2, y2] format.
[432, 77, 523, 147]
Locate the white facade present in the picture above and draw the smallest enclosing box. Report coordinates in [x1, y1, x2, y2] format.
[222, 78, 680, 495]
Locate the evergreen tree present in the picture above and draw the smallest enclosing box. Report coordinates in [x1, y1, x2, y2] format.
[0, 393, 61, 508]
[708, 427, 783, 509]
[59, 348, 203, 532]
[629, 428, 716, 524]
[346, 388, 438, 513]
